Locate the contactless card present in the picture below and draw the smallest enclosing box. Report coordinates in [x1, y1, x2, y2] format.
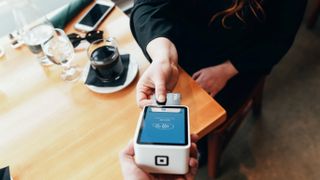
[152, 93, 181, 106]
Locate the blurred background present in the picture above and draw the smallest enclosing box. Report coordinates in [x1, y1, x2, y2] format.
[0, 0, 70, 36]
[0, 0, 134, 36]
[0, 0, 319, 179]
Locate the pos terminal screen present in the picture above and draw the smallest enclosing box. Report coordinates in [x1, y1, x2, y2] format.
[137, 106, 188, 145]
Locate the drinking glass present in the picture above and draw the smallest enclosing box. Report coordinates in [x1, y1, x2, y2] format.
[87, 38, 123, 82]
[11, 0, 54, 66]
[42, 29, 81, 81]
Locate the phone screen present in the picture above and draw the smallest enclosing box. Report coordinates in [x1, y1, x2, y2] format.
[137, 106, 188, 145]
[79, 3, 110, 27]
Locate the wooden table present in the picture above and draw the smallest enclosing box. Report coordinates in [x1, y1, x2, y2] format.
[0, 6, 226, 180]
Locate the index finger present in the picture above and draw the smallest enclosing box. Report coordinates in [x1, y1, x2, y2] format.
[136, 85, 154, 108]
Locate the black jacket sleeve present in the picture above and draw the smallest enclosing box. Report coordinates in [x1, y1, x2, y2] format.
[130, 0, 176, 62]
[229, 0, 307, 75]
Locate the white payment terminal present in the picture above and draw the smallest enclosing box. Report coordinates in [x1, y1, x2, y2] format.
[134, 105, 190, 174]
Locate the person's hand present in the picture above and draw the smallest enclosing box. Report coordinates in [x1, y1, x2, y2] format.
[119, 141, 152, 180]
[192, 61, 238, 97]
[119, 134, 200, 180]
[136, 60, 179, 107]
[136, 37, 179, 108]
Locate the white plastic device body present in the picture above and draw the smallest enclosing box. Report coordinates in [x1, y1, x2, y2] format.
[133, 105, 190, 174]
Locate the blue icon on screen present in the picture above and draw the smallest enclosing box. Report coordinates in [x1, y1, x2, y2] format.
[152, 123, 174, 130]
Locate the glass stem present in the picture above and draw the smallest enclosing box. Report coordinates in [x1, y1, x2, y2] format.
[62, 62, 71, 74]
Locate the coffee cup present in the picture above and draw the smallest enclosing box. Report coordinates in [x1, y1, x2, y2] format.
[87, 38, 124, 82]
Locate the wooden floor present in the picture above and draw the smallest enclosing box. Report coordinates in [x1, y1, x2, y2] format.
[197, 1, 320, 179]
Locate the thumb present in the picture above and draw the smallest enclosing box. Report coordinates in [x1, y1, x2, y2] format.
[154, 78, 167, 103]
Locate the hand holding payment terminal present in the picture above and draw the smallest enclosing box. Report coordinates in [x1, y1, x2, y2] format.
[134, 105, 190, 174]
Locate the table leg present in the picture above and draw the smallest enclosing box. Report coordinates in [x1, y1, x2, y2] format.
[207, 131, 221, 180]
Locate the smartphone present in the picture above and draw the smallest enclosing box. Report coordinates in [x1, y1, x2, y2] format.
[74, 0, 115, 32]
[134, 105, 190, 174]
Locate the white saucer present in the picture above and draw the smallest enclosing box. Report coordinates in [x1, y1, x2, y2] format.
[82, 58, 139, 94]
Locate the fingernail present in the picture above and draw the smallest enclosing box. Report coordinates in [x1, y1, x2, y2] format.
[158, 94, 165, 102]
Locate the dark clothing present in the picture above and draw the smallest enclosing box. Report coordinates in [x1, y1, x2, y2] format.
[130, 0, 306, 116]
[130, 0, 307, 75]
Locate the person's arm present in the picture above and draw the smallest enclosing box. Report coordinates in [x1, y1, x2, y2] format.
[130, 0, 177, 62]
[130, 0, 180, 106]
[136, 37, 179, 107]
[229, 0, 307, 75]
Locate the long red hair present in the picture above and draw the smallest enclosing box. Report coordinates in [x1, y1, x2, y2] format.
[210, 0, 265, 28]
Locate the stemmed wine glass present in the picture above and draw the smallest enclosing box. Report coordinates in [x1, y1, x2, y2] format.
[11, 0, 54, 66]
[41, 28, 81, 81]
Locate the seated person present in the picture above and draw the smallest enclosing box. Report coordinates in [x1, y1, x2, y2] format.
[130, 0, 307, 164]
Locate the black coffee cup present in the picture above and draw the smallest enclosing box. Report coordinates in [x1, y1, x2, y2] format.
[88, 38, 124, 82]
